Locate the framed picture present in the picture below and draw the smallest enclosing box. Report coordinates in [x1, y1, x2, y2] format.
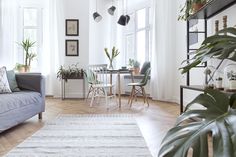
[65, 40, 79, 56]
[66, 19, 79, 36]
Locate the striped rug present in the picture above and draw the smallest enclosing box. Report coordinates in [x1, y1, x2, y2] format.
[5, 114, 152, 157]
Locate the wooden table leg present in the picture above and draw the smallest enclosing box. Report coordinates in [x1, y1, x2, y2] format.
[118, 72, 121, 108]
[110, 72, 113, 95]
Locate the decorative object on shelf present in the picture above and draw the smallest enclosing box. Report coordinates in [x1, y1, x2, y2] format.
[104, 46, 120, 69]
[65, 40, 79, 56]
[180, 27, 236, 80]
[223, 15, 228, 30]
[178, 0, 207, 21]
[57, 63, 84, 82]
[93, 0, 102, 22]
[65, 19, 79, 36]
[16, 38, 36, 72]
[215, 20, 219, 34]
[215, 77, 223, 89]
[203, 67, 212, 85]
[224, 64, 236, 90]
[159, 88, 236, 157]
[108, 0, 116, 16]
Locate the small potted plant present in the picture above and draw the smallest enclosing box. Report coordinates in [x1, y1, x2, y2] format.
[178, 0, 207, 21]
[133, 61, 140, 75]
[215, 77, 223, 89]
[227, 71, 236, 90]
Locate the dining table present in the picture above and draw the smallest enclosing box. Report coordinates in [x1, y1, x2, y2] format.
[106, 69, 134, 108]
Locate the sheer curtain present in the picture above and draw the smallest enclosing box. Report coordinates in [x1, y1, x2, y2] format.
[0, 0, 18, 69]
[150, 0, 176, 101]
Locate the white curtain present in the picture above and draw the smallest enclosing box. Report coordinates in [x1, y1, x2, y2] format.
[0, 0, 18, 69]
[150, 0, 176, 101]
[42, 0, 64, 96]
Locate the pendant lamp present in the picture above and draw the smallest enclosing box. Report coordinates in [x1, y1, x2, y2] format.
[117, 0, 130, 26]
[93, 0, 102, 22]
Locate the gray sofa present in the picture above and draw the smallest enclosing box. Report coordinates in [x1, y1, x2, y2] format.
[0, 73, 45, 133]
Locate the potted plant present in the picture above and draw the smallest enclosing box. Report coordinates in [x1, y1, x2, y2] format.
[104, 46, 120, 69]
[128, 59, 140, 75]
[16, 39, 37, 72]
[57, 63, 84, 82]
[159, 27, 236, 157]
[159, 89, 236, 157]
[215, 77, 223, 89]
[227, 71, 236, 90]
[178, 0, 207, 21]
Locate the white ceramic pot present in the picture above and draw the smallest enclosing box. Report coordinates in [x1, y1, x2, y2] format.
[229, 80, 236, 90]
[215, 80, 222, 89]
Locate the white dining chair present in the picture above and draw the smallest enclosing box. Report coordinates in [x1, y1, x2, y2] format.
[86, 64, 117, 109]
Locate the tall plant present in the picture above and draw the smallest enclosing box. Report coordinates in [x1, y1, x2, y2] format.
[19, 38, 36, 68]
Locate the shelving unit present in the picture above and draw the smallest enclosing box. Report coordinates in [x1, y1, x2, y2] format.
[186, 0, 236, 85]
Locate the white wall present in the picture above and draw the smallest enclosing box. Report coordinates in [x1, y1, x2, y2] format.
[52, 0, 90, 98]
[174, 0, 236, 105]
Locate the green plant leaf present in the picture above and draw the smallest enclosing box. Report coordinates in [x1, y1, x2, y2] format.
[158, 89, 236, 157]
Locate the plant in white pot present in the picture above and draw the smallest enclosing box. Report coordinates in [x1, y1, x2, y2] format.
[227, 71, 236, 90]
[215, 77, 223, 89]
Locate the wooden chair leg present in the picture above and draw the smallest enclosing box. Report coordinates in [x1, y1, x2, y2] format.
[128, 86, 133, 105]
[130, 86, 135, 107]
[86, 86, 93, 100]
[38, 113, 42, 119]
[90, 88, 96, 107]
[142, 87, 149, 107]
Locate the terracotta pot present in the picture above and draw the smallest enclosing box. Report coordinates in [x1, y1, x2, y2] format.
[133, 67, 140, 75]
[19, 66, 30, 73]
[192, 3, 205, 13]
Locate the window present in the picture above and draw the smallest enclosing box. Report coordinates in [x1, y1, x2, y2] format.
[124, 7, 151, 66]
[20, 7, 42, 70]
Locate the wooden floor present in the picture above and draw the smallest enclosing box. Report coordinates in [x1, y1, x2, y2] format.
[0, 96, 179, 157]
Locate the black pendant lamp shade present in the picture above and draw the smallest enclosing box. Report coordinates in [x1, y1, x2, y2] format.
[93, 12, 102, 22]
[108, 6, 116, 15]
[117, 15, 130, 26]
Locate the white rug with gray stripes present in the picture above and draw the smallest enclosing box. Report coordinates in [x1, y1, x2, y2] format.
[5, 114, 152, 157]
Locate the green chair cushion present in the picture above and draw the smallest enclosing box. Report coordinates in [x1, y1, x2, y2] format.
[140, 62, 150, 74]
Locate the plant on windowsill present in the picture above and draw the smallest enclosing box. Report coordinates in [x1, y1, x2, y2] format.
[57, 63, 84, 82]
[178, 0, 207, 21]
[15, 39, 37, 72]
[128, 59, 140, 75]
[158, 27, 236, 157]
[227, 71, 236, 90]
[104, 46, 120, 70]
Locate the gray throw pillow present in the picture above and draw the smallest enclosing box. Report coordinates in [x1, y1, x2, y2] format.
[0, 67, 12, 93]
[140, 62, 151, 74]
[7, 70, 20, 92]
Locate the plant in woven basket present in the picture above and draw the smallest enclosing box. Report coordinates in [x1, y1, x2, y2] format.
[57, 63, 84, 82]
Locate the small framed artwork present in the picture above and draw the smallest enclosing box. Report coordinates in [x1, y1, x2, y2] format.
[66, 19, 79, 36]
[65, 40, 79, 56]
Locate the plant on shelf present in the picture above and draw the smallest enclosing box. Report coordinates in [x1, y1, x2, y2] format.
[104, 46, 120, 69]
[158, 88, 236, 157]
[158, 27, 236, 156]
[178, 0, 207, 21]
[215, 76, 223, 89]
[227, 71, 236, 90]
[16, 38, 37, 72]
[57, 63, 84, 82]
[128, 59, 140, 75]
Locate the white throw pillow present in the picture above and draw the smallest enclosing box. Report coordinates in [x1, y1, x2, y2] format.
[0, 67, 12, 93]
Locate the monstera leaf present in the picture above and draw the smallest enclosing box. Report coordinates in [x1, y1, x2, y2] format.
[158, 89, 236, 157]
[180, 27, 236, 74]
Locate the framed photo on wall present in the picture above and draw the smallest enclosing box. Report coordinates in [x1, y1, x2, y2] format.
[65, 40, 79, 56]
[66, 19, 79, 36]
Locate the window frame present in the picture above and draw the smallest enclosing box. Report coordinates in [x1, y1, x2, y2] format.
[124, 7, 151, 65]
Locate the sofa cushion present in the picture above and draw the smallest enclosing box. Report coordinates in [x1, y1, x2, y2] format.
[0, 91, 42, 114]
[0, 67, 12, 93]
[7, 70, 20, 92]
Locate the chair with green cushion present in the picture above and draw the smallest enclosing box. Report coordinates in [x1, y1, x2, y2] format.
[127, 68, 151, 107]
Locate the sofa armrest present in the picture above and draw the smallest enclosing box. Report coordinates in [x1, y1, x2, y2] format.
[15, 73, 45, 98]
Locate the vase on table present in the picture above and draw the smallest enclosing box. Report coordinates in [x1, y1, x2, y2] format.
[109, 60, 114, 70]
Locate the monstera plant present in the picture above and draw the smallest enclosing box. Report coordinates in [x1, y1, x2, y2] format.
[159, 89, 236, 157]
[180, 27, 236, 74]
[159, 27, 236, 157]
